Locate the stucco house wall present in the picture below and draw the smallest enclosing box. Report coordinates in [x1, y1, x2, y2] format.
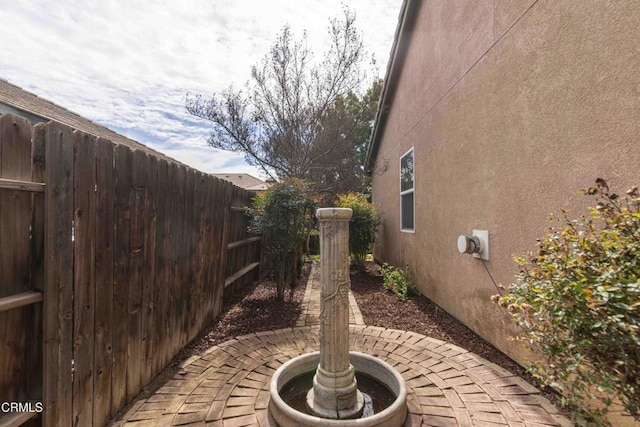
[368, 0, 640, 365]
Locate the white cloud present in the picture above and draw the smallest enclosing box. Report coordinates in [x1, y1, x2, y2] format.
[0, 0, 400, 177]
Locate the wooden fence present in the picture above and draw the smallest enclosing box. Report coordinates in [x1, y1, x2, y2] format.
[0, 114, 260, 426]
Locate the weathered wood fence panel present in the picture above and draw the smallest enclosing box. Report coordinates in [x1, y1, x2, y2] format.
[0, 114, 44, 427]
[0, 114, 260, 426]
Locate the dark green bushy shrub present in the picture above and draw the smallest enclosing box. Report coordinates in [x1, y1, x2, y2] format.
[495, 179, 640, 423]
[380, 263, 416, 302]
[249, 179, 316, 300]
[335, 193, 380, 270]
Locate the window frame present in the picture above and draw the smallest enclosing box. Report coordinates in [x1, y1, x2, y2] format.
[399, 147, 415, 233]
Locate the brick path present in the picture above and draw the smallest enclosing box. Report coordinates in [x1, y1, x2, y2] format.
[295, 260, 365, 327]
[109, 263, 570, 426]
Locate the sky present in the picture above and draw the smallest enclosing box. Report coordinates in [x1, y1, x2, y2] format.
[0, 1, 401, 179]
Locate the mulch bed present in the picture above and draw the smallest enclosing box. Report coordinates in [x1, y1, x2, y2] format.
[349, 262, 524, 374]
[170, 260, 561, 408]
[169, 264, 308, 368]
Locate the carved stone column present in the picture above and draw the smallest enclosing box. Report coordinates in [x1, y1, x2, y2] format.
[307, 208, 364, 419]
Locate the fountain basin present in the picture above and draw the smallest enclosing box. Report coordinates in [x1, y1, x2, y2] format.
[269, 351, 407, 427]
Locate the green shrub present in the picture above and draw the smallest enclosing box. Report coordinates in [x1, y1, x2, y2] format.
[495, 179, 640, 423]
[249, 179, 316, 300]
[335, 193, 380, 270]
[380, 263, 416, 302]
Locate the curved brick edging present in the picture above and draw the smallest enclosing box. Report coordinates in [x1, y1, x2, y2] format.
[111, 325, 571, 426]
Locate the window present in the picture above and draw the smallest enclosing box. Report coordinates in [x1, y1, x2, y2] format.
[400, 148, 414, 232]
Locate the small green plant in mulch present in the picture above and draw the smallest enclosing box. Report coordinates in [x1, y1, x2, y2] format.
[494, 178, 640, 425]
[380, 263, 416, 302]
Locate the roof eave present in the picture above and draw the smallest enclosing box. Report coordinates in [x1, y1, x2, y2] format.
[365, 0, 421, 173]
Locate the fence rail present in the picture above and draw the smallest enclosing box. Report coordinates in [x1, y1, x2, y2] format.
[0, 113, 260, 427]
[0, 291, 43, 313]
[0, 177, 45, 192]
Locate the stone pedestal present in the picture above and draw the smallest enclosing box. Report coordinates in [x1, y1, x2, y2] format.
[306, 208, 364, 419]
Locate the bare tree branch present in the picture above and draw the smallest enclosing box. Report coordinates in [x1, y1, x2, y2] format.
[185, 7, 378, 193]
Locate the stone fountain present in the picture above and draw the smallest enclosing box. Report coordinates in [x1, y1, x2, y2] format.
[269, 208, 407, 426]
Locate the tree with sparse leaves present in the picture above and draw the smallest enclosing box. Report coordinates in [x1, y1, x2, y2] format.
[186, 8, 378, 194]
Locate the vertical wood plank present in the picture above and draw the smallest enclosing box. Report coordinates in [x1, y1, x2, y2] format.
[111, 145, 131, 413]
[126, 150, 146, 401]
[43, 121, 74, 427]
[72, 130, 97, 426]
[210, 178, 226, 318]
[217, 183, 233, 307]
[182, 168, 194, 340]
[93, 138, 114, 424]
[165, 163, 179, 361]
[174, 165, 187, 353]
[27, 123, 45, 409]
[191, 172, 205, 334]
[201, 175, 216, 322]
[162, 162, 175, 367]
[153, 159, 170, 373]
[30, 123, 46, 290]
[140, 154, 157, 389]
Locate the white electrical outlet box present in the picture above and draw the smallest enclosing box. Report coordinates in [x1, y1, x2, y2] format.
[472, 230, 489, 260]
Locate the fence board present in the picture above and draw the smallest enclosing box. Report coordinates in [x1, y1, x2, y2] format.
[163, 162, 176, 365]
[72, 131, 97, 426]
[30, 124, 45, 293]
[126, 150, 145, 401]
[112, 145, 132, 413]
[179, 168, 189, 343]
[140, 154, 157, 389]
[184, 169, 195, 339]
[183, 169, 200, 342]
[204, 176, 218, 321]
[194, 173, 208, 330]
[93, 137, 115, 424]
[210, 179, 226, 317]
[218, 185, 232, 299]
[28, 123, 45, 425]
[43, 120, 74, 427]
[153, 159, 170, 374]
[175, 164, 187, 355]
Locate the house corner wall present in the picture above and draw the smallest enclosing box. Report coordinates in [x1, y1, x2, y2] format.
[371, 0, 640, 365]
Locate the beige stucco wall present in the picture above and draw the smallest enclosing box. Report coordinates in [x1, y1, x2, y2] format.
[371, 0, 640, 365]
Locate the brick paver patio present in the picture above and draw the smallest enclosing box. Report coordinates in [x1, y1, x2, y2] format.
[109, 263, 570, 426]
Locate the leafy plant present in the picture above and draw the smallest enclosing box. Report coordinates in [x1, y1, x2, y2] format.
[335, 193, 380, 271]
[495, 179, 640, 423]
[380, 263, 416, 302]
[249, 179, 316, 300]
